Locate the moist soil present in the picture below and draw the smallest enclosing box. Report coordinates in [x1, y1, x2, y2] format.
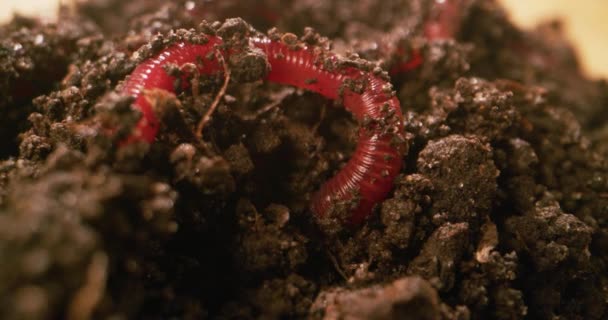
[1, 1, 608, 319]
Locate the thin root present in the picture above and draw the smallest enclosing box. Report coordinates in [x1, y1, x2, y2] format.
[195, 50, 231, 140]
[326, 249, 348, 281]
[238, 87, 295, 121]
[312, 102, 327, 133]
[179, 63, 201, 98]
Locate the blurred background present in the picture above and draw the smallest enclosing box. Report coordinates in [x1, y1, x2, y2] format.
[499, 0, 608, 78]
[1, 0, 607, 78]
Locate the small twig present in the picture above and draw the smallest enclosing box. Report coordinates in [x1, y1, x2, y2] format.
[195, 50, 231, 140]
[238, 87, 294, 121]
[312, 102, 327, 133]
[326, 249, 348, 281]
[239, 100, 281, 121]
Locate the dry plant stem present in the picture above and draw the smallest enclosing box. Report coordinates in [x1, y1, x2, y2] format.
[195, 50, 230, 140]
[326, 249, 349, 281]
[67, 252, 108, 320]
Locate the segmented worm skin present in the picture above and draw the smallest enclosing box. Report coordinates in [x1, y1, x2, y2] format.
[120, 35, 405, 224]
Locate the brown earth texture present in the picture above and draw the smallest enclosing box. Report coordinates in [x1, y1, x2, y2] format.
[1, 0, 608, 319]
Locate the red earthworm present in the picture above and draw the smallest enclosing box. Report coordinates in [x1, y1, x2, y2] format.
[389, 47, 423, 76]
[120, 35, 405, 224]
[120, 36, 224, 143]
[390, 0, 467, 76]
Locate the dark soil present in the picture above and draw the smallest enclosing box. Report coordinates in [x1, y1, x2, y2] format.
[1, 0, 607, 319]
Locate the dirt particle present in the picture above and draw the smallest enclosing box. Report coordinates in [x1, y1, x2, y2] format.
[417, 135, 498, 226]
[310, 276, 440, 320]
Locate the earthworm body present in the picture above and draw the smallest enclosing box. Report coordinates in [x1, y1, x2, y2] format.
[390, 0, 464, 75]
[121, 35, 405, 225]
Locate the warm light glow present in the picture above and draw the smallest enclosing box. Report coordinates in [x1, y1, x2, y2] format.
[500, 0, 608, 78]
[0, 0, 59, 23]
